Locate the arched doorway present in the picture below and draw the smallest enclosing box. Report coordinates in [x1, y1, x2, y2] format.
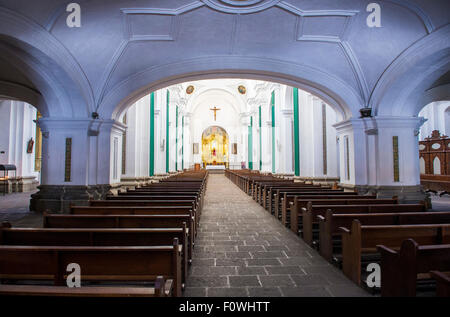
[202, 126, 229, 168]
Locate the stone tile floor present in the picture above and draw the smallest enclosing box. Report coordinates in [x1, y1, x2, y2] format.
[0, 191, 42, 227]
[184, 174, 371, 297]
[429, 194, 450, 211]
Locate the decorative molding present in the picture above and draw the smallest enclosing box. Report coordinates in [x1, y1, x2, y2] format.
[202, 0, 280, 14]
[291, 8, 369, 103]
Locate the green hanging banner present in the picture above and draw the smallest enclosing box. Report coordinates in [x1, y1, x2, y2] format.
[182, 116, 185, 170]
[149, 92, 155, 176]
[166, 90, 170, 173]
[248, 116, 253, 170]
[176, 106, 178, 171]
[271, 91, 275, 174]
[293, 88, 300, 176]
[259, 105, 262, 171]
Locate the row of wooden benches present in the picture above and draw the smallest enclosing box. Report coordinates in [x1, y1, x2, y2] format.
[225, 169, 450, 297]
[0, 170, 209, 297]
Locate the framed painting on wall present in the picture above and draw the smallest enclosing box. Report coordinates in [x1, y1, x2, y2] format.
[193, 143, 199, 154]
[232, 143, 238, 155]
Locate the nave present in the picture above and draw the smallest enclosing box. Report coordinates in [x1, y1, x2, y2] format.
[1, 170, 449, 297]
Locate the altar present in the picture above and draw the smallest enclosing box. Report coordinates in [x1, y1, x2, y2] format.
[206, 165, 226, 170]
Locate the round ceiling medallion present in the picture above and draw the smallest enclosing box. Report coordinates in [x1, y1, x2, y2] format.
[202, 0, 280, 14]
[238, 85, 247, 94]
[186, 85, 195, 94]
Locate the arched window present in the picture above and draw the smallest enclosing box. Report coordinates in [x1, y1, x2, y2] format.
[419, 157, 426, 174]
[433, 156, 441, 175]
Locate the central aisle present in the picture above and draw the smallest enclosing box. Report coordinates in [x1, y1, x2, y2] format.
[184, 174, 369, 297]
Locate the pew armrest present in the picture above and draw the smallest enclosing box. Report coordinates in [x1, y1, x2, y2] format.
[376, 244, 397, 256]
[338, 227, 350, 234]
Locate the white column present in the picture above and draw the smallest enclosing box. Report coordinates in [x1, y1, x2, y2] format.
[280, 109, 294, 174]
[38, 118, 91, 186]
[334, 116, 426, 201]
[183, 113, 192, 169]
[122, 98, 150, 179]
[299, 92, 313, 176]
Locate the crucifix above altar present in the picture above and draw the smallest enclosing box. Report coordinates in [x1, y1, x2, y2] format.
[210, 106, 221, 121]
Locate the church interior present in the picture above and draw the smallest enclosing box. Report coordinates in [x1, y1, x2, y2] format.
[0, 0, 449, 300]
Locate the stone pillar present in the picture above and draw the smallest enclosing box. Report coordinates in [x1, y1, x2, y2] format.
[183, 112, 193, 170]
[280, 109, 294, 175]
[334, 116, 427, 203]
[121, 98, 151, 186]
[297, 92, 339, 184]
[30, 118, 126, 213]
[240, 112, 252, 170]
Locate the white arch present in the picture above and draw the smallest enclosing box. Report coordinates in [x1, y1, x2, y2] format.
[371, 25, 450, 116]
[0, 7, 94, 117]
[99, 56, 361, 121]
[0, 80, 46, 115]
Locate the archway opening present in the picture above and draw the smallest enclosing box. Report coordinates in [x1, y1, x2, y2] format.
[118, 78, 343, 186]
[202, 126, 229, 169]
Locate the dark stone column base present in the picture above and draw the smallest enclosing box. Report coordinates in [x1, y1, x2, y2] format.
[338, 184, 431, 206]
[294, 176, 340, 186]
[30, 184, 113, 213]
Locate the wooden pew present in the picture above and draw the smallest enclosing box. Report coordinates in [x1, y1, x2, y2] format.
[377, 239, 450, 297]
[0, 239, 182, 296]
[0, 277, 171, 297]
[0, 223, 190, 286]
[108, 194, 202, 212]
[301, 199, 402, 244]
[71, 205, 197, 235]
[293, 202, 425, 237]
[91, 200, 195, 208]
[258, 183, 299, 206]
[319, 211, 450, 262]
[278, 191, 356, 220]
[266, 185, 331, 212]
[340, 220, 450, 285]
[72, 206, 193, 216]
[279, 194, 373, 223]
[430, 271, 450, 297]
[43, 213, 195, 262]
[281, 195, 381, 226]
